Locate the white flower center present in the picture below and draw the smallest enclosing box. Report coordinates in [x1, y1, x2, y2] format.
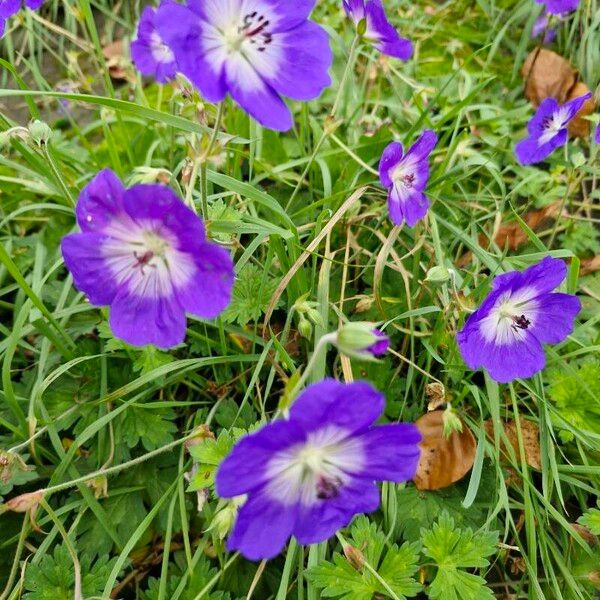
[265, 426, 364, 506]
[539, 107, 570, 145]
[479, 287, 539, 345]
[101, 219, 196, 298]
[149, 31, 174, 64]
[221, 11, 273, 54]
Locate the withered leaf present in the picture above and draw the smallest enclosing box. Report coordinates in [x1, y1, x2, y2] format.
[102, 40, 130, 82]
[484, 417, 541, 470]
[494, 201, 563, 251]
[522, 48, 576, 106]
[413, 410, 476, 491]
[581, 254, 600, 276]
[566, 81, 596, 138]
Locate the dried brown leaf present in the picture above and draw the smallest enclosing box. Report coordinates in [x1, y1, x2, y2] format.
[484, 417, 541, 470]
[413, 410, 476, 491]
[494, 201, 563, 251]
[102, 40, 130, 81]
[581, 254, 600, 276]
[566, 81, 596, 138]
[522, 48, 576, 106]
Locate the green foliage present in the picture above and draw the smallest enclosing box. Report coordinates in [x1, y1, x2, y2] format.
[221, 264, 278, 325]
[548, 362, 600, 435]
[559, 222, 600, 257]
[306, 515, 421, 599]
[188, 428, 246, 490]
[22, 544, 120, 600]
[578, 504, 600, 535]
[421, 513, 497, 600]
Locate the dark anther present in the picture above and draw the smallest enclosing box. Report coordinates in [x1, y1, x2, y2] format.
[133, 250, 156, 275]
[511, 314, 531, 330]
[402, 173, 415, 188]
[316, 476, 343, 500]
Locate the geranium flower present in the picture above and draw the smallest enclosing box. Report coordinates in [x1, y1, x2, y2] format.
[61, 169, 234, 349]
[515, 93, 592, 165]
[535, 0, 579, 15]
[379, 129, 438, 227]
[154, 0, 332, 131]
[0, 0, 42, 20]
[131, 5, 178, 83]
[216, 379, 421, 560]
[343, 0, 412, 60]
[457, 257, 581, 383]
[595, 123, 600, 144]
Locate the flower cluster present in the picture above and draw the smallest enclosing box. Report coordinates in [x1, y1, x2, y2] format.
[131, 0, 332, 131]
[51, 0, 593, 566]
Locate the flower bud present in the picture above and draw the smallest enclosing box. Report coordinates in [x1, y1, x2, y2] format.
[28, 120, 52, 145]
[357, 17, 367, 36]
[335, 322, 389, 361]
[298, 316, 313, 340]
[343, 543, 365, 571]
[209, 497, 245, 540]
[442, 404, 463, 438]
[426, 265, 451, 285]
[1, 489, 44, 514]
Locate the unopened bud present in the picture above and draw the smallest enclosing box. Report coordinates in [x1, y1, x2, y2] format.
[442, 404, 463, 438]
[426, 265, 451, 285]
[335, 322, 389, 361]
[298, 316, 313, 340]
[208, 497, 245, 540]
[28, 120, 52, 145]
[305, 308, 324, 328]
[1, 489, 45, 514]
[357, 17, 367, 36]
[343, 544, 365, 571]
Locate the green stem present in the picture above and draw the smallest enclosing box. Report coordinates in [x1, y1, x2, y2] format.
[42, 143, 75, 206]
[285, 36, 361, 210]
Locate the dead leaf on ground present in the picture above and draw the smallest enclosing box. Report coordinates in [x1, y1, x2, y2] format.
[566, 81, 596, 138]
[102, 40, 130, 81]
[522, 48, 576, 105]
[521, 49, 596, 138]
[581, 255, 600, 276]
[457, 201, 564, 266]
[494, 201, 564, 251]
[484, 417, 541, 470]
[413, 410, 476, 491]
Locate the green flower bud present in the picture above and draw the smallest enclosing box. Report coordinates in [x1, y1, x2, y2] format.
[335, 322, 389, 361]
[298, 316, 313, 339]
[426, 265, 451, 284]
[357, 17, 367, 36]
[442, 404, 463, 438]
[28, 120, 52, 145]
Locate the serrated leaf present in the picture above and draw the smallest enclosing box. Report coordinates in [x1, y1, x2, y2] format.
[422, 513, 497, 600]
[305, 516, 421, 599]
[132, 346, 174, 376]
[117, 405, 177, 451]
[578, 506, 600, 535]
[22, 544, 120, 600]
[221, 264, 278, 325]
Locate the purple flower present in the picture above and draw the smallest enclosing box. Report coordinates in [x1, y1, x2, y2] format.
[532, 14, 557, 43]
[0, 0, 19, 18]
[595, 124, 600, 144]
[457, 257, 581, 384]
[131, 5, 178, 84]
[379, 129, 438, 227]
[154, 0, 332, 131]
[216, 379, 421, 560]
[367, 329, 389, 356]
[515, 93, 592, 165]
[343, 0, 412, 61]
[535, 0, 579, 15]
[0, 0, 42, 18]
[61, 169, 234, 349]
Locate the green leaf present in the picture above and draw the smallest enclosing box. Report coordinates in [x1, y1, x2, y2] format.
[221, 264, 279, 326]
[422, 513, 497, 600]
[132, 345, 175, 376]
[548, 362, 600, 435]
[305, 516, 421, 599]
[189, 428, 246, 490]
[578, 505, 600, 535]
[117, 405, 178, 451]
[22, 544, 120, 600]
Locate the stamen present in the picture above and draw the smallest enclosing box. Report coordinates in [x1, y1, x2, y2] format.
[316, 475, 343, 500]
[133, 250, 157, 275]
[237, 12, 273, 51]
[511, 314, 531, 331]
